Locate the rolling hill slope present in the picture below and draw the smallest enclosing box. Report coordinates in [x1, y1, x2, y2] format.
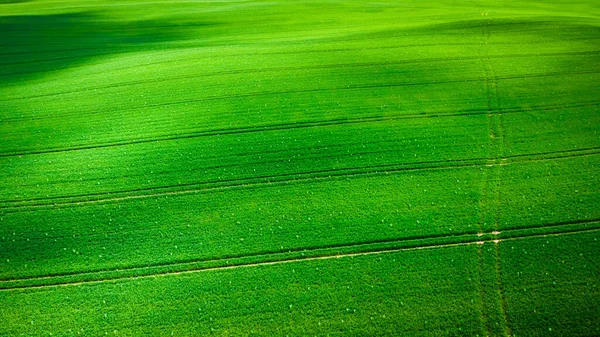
[1, 0, 599, 335]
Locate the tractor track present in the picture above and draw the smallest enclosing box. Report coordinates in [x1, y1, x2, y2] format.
[2, 69, 598, 120]
[479, 14, 512, 336]
[0, 100, 597, 159]
[3, 217, 597, 284]
[3, 48, 596, 89]
[1, 147, 599, 212]
[0, 221, 598, 291]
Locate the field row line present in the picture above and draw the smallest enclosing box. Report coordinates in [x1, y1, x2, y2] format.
[4, 217, 597, 283]
[2, 146, 598, 210]
[145, 19, 598, 47]
[3, 49, 596, 97]
[3, 84, 596, 128]
[3, 66, 598, 124]
[0, 40, 479, 59]
[2, 35, 594, 89]
[1, 219, 598, 291]
[1, 14, 586, 50]
[1, 146, 598, 212]
[1, 99, 597, 158]
[0, 157, 487, 210]
[3, 34, 596, 61]
[478, 16, 512, 336]
[0, 41, 491, 69]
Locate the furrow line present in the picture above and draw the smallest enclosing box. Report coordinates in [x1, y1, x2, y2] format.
[1, 100, 597, 159]
[476, 243, 493, 337]
[494, 240, 513, 337]
[1, 223, 598, 291]
[480, 15, 511, 336]
[0, 157, 485, 205]
[3, 49, 596, 98]
[0, 41, 475, 58]
[3, 90, 596, 127]
[3, 217, 597, 283]
[2, 39, 592, 93]
[3, 77, 485, 105]
[1, 147, 598, 211]
[0, 159, 489, 211]
[0, 108, 479, 151]
[4, 70, 598, 121]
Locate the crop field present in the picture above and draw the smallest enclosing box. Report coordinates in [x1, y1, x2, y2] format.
[0, 0, 599, 336]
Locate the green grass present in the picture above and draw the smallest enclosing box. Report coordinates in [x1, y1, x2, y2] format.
[0, 167, 486, 280]
[1, 0, 599, 335]
[0, 245, 485, 336]
[500, 231, 600, 336]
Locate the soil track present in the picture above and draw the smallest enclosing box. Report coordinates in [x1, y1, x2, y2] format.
[1, 220, 598, 291]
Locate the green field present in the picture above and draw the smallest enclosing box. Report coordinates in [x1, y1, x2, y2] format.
[1, 0, 599, 336]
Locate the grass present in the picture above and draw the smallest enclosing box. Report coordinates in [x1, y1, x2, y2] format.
[1, 0, 599, 335]
[500, 231, 600, 336]
[0, 245, 485, 336]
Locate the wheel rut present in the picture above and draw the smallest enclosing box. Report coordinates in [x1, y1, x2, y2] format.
[478, 13, 512, 336]
[0, 220, 598, 292]
[1, 146, 598, 213]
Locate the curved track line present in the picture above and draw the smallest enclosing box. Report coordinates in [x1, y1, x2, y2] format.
[2, 218, 598, 284]
[3, 70, 598, 122]
[0, 158, 490, 211]
[1, 147, 599, 212]
[1, 100, 597, 159]
[4, 69, 599, 123]
[3, 93, 596, 126]
[476, 243, 492, 337]
[2, 225, 598, 291]
[480, 16, 513, 336]
[477, 15, 496, 335]
[0, 108, 484, 156]
[3, 49, 596, 102]
[0, 230, 471, 284]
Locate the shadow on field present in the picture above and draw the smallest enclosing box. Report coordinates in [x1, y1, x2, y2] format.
[0, 12, 213, 82]
[339, 16, 600, 44]
[420, 16, 600, 35]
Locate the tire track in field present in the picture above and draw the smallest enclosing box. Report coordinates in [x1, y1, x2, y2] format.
[2, 44, 594, 97]
[16, 31, 588, 78]
[2, 61, 597, 123]
[477, 13, 495, 335]
[3, 97, 596, 134]
[3, 48, 596, 98]
[475, 242, 492, 337]
[1, 221, 598, 291]
[2, 67, 597, 115]
[0, 42, 480, 68]
[1, 53, 460, 79]
[0, 106, 475, 157]
[0, 41, 476, 59]
[494, 238, 512, 337]
[479, 14, 512, 337]
[4, 34, 594, 61]
[0, 104, 482, 147]
[1, 146, 599, 212]
[3, 217, 597, 284]
[0, 157, 490, 210]
[1, 99, 597, 159]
